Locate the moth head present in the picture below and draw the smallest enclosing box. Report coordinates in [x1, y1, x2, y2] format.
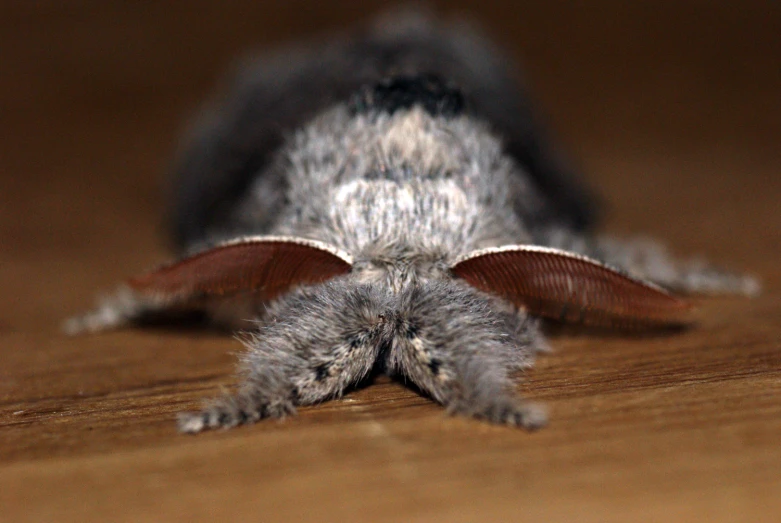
[126, 237, 692, 329]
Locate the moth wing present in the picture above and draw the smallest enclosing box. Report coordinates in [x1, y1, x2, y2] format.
[128, 236, 353, 304]
[451, 245, 693, 328]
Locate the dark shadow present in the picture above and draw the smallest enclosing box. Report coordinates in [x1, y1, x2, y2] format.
[132, 310, 232, 334]
[542, 319, 693, 340]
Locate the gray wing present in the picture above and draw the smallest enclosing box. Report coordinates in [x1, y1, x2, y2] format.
[169, 9, 596, 251]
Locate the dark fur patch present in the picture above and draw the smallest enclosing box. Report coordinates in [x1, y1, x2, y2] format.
[350, 74, 465, 117]
[314, 363, 330, 381]
[428, 358, 442, 375]
[347, 334, 364, 349]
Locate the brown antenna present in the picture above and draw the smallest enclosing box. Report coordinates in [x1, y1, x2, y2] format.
[128, 236, 353, 305]
[452, 245, 694, 328]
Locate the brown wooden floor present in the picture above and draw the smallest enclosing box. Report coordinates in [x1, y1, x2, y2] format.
[1, 2, 780, 522]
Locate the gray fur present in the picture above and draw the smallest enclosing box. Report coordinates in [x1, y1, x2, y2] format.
[178, 277, 547, 433]
[264, 106, 536, 254]
[69, 10, 758, 433]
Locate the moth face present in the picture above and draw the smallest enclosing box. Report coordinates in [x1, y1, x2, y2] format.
[352, 256, 451, 293]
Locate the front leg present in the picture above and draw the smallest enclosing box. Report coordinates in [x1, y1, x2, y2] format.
[387, 281, 547, 429]
[538, 227, 760, 296]
[178, 279, 392, 433]
[62, 285, 263, 334]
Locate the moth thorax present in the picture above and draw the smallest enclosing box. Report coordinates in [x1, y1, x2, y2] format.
[353, 256, 448, 293]
[331, 179, 477, 245]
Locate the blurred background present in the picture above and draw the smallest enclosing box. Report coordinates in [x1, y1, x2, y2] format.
[1, 4, 780, 520]
[2, 2, 779, 334]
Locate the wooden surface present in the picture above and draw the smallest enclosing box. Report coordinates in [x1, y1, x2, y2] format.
[1, 2, 780, 522]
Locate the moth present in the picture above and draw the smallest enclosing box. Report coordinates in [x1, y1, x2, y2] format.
[66, 10, 758, 433]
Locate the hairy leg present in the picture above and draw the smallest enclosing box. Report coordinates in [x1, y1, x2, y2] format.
[537, 227, 760, 295]
[387, 281, 547, 429]
[62, 286, 266, 334]
[62, 285, 151, 335]
[178, 279, 392, 433]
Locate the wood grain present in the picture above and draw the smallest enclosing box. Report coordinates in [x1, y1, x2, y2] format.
[1, 2, 780, 522]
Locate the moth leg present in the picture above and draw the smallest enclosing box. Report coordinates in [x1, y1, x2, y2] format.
[539, 227, 760, 295]
[62, 286, 260, 334]
[387, 281, 547, 430]
[62, 286, 157, 335]
[178, 280, 390, 433]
